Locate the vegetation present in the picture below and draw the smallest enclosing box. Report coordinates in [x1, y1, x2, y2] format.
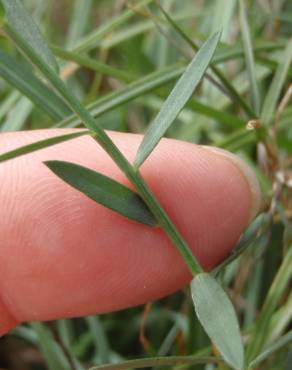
[0, 0, 291, 369]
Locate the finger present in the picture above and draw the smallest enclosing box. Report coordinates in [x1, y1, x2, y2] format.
[0, 129, 261, 335]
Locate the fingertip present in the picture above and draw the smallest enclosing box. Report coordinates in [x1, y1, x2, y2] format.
[0, 129, 262, 329]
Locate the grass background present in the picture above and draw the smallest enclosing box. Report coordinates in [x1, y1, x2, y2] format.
[0, 0, 291, 369]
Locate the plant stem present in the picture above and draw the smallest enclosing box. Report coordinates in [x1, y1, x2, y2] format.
[5, 25, 203, 276]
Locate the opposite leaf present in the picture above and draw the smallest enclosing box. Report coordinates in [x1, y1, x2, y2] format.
[45, 160, 157, 227]
[134, 30, 221, 168]
[191, 273, 244, 370]
[1, 0, 59, 73]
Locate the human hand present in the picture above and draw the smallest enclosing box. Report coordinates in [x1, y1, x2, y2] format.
[0, 129, 261, 335]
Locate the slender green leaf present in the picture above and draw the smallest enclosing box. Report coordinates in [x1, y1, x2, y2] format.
[88, 355, 220, 370]
[1, 0, 59, 73]
[0, 131, 89, 163]
[261, 37, 292, 125]
[239, 0, 261, 115]
[0, 50, 71, 120]
[30, 322, 70, 370]
[249, 330, 292, 369]
[156, 2, 255, 118]
[56, 64, 185, 128]
[134, 31, 221, 168]
[0, 91, 20, 122]
[72, 0, 153, 53]
[187, 99, 245, 127]
[66, 0, 93, 48]
[85, 316, 110, 363]
[53, 46, 133, 83]
[12, 326, 39, 345]
[256, 54, 292, 78]
[54, 41, 286, 129]
[216, 128, 255, 151]
[142, 94, 245, 128]
[1, 96, 32, 132]
[45, 160, 157, 227]
[213, 213, 269, 275]
[191, 273, 244, 370]
[246, 246, 292, 361]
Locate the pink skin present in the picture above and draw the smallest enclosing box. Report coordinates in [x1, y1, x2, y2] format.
[0, 129, 252, 335]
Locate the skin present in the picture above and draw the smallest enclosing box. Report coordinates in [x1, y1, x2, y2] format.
[0, 129, 259, 336]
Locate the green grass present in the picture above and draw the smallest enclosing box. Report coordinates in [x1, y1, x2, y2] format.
[0, 0, 291, 369]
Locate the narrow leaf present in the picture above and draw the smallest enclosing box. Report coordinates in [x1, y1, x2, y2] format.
[56, 64, 185, 128]
[72, 0, 153, 53]
[1, 0, 59, 72]
[134, 31, 221, 168]
[246, 247, 292, 361]
[30, 322, 71, 370]
[1, 96, 32, 132]
[261, 37, 292, 125]
[249, 330, 292, 369]
[53, 46, 132, 82]
[239, 0, 261, 115]
[45, 160, 157, 227]
[0, 50, 71, 120]
[88, 355, 219, 370]
[157, 3, 255, 119]
[0, 131, 89, 163]
[213, 213, 269, 275]
[191, 273, 244, 370]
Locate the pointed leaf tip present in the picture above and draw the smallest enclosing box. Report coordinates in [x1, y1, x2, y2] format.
[134, 30, 221, 168]
[191, 273, 244, 370]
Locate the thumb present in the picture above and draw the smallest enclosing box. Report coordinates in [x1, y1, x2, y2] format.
[0, 129, 261, 335]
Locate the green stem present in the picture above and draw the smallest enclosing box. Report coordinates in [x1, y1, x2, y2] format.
[5, 25, 203, 276]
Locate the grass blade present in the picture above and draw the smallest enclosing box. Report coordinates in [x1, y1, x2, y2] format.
[261, 37, 292, 125]
[0, 131, 89, 163]
[191, 273, 244, 370]
[249, 330, 292, 369]
[156, 2, 256, 119]
[85, 316, 111, 363]
[56, 64, 185, 128]
[1, 96, 32, 132]
[239, 0, 261, 115]
[0, 91, 20, 122]
[45, 160, 157, 227]
[88, 355, 220, 369]
[0, 49, 71, 120]
[134, 31, 221, 168]
[1, 0, 59, 73]
[72, 0, 153, 53]
[66, 0, 93, 49]
[213, 213, 269, 275]
[246, 246, 292, 362]
[30, 322, 70, 370]
[53, 46, 133, 83]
